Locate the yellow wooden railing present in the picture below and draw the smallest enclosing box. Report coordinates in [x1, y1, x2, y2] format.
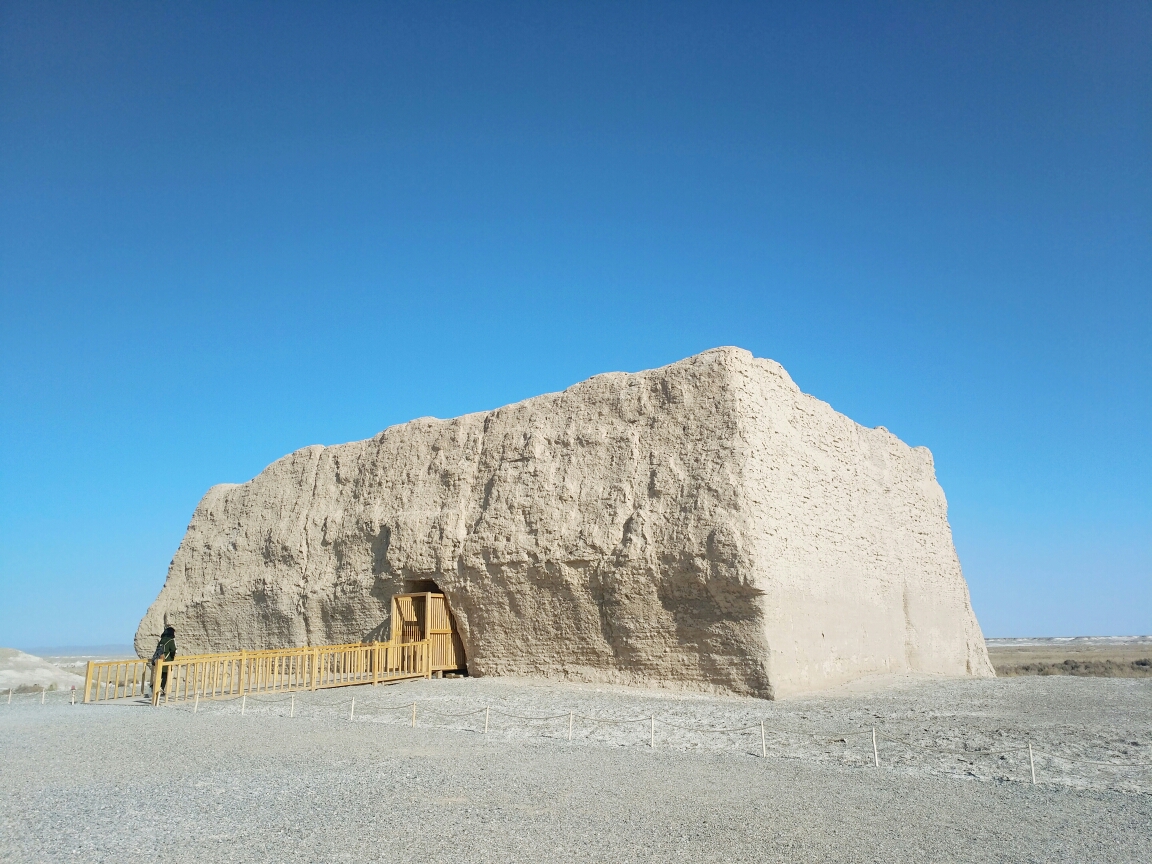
[82, 658, 151, 703]
[82, 641, 431, 706]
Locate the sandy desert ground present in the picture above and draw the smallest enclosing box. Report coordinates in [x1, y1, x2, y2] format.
[1, 672, 1148, 863]
[0, 646, 134, 694]
[987, 636, 1152, 678]
[0, 648, 85, 694]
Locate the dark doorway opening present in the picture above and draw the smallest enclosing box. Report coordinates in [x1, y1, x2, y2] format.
[391, 579, 467, 675]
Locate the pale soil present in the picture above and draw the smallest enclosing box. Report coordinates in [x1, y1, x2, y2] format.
[0, 674, 1148, 863]
[988, 637, 1152, 678]
[0, 648, 85, 694]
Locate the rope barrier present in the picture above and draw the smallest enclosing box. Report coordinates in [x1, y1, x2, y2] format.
[421, 707, 489, 718]
[489, 709, 571, 721]
[1032, 750, 1151, 769]
[110, 699, 1152, 771]
[657, 720, 761, 733]
[875, 733, 1032, 756]
[824, 729, 878, 741]
[60, 686, 1151, 783]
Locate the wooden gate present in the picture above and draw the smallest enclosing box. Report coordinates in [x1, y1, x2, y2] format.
[390, 592, 465, 674]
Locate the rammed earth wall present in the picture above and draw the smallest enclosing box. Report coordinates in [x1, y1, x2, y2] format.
[137, 347, 993, 698]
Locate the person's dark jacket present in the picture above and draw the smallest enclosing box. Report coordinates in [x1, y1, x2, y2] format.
[153, 628, 176, 663]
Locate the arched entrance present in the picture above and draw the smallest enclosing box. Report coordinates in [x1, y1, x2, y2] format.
[391, 580, 466, 676]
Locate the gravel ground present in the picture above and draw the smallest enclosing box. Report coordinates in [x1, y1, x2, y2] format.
[1, 675, 1149, 863]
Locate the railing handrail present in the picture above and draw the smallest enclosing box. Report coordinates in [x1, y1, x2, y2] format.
[82, 639, 432, 705]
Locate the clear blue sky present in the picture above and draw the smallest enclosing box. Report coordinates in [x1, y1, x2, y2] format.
[1, 2, 1148, 647]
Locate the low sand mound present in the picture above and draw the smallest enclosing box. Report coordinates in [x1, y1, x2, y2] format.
[0, 648, 86, 694]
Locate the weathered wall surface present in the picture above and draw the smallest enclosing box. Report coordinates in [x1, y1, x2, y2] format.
[729, 359, 993, 695]
[136, 347, 993, 697]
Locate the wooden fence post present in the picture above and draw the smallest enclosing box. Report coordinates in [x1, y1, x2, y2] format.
[83, 661, 94, 704]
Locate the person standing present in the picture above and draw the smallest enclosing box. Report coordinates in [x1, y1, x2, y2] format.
[150, 626, 177, 696]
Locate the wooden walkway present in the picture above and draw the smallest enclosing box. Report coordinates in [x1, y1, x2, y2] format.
[83, 640, 431, 706]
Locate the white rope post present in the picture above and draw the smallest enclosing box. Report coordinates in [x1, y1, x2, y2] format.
[650, 717, 655, 749]
[41, 688, 45, 705]
[7, 688, 11, 704]
[569, 711, 574, 742]
[872, 728, 879, 767]
[761, 721, 766, 758]
[349, 697, 355, 722]
[242, 695, 246, 716]
[290, 695, 294, 718]
[70, 687, 76, 706]
[484, 706, 489, 733]
[1029, 743, 1036, 785]
[411, 702, 416, 728]
[194, 693, 199, 714]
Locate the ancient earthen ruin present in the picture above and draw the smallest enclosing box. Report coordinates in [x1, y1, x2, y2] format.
[137, 347, 993, 698]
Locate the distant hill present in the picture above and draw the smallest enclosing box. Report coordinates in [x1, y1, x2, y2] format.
[0, 648, 86, 693]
